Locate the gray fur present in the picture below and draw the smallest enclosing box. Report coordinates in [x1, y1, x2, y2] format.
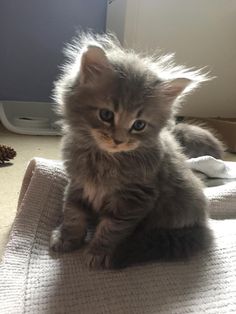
[173, 122, 225, 159]
[50, 33, 212, 269]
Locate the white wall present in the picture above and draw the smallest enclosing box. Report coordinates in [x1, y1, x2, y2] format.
[107, 0, 236, 118]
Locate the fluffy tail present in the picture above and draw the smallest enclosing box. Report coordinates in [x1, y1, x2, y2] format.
[173, 122, 225, 159]
[111, 225, 213, 269]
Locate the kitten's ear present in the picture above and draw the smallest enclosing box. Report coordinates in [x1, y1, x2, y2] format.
[79, 45, 111, 84]
[162, 78, 192, 99]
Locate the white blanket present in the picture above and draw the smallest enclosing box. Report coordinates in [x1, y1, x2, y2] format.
[0, 158, 236, 313]
[187, 155, 236, 181]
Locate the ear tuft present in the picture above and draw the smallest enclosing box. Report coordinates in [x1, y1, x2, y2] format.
[163, 78, 192, 99]
[79, 45, 110, 84]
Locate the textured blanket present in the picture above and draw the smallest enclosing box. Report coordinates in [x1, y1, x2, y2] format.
[1, 158, 236, 314]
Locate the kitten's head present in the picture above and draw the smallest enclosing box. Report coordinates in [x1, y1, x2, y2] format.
[55, 34, 204, 154]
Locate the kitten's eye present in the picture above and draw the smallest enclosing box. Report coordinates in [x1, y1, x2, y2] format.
[132, 120, 146, 131]
[99, 109, 114, 123]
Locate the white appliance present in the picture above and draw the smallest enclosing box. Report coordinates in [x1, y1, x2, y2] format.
[0, 101, 59, 135]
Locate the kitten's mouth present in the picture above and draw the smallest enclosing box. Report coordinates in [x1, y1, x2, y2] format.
[91, 129, 139, 153]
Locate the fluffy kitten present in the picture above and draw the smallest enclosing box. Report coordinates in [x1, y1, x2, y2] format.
[50, 33, 212, 269]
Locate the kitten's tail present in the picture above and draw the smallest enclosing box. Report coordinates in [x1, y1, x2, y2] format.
[111, 225, 213, 269]
[173, 122, 225, 159]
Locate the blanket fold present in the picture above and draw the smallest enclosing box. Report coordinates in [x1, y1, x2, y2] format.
[187, 156, 236, 179]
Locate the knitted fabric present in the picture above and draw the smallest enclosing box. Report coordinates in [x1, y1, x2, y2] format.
[0, 158, 236, 313]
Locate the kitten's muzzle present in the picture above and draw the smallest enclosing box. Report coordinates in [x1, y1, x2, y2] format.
[91, 129, 139, 153]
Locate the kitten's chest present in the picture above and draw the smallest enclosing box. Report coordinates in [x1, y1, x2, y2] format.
[82, 180, 107, 211]
[75, 158, 116, 211]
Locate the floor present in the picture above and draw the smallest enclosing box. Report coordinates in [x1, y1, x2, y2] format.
[0, 123, 61, 258]
[0, 123, 235, 260]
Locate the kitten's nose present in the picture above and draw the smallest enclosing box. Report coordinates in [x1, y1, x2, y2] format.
[113, 128, 126, 145]
[113, 138, 123, 145]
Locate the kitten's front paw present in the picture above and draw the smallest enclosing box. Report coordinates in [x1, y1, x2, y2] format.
[50, 228, 83, 253]
[84, 249, 112, 269]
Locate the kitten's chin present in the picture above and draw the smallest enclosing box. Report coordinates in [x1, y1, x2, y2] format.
[91, 129, 139, 153]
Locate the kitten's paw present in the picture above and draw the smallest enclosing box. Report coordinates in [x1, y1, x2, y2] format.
[84, 249, 112, 269]
[50, 228, 82, 253]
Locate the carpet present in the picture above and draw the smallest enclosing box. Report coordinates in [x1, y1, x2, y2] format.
[0, 158, 236, 313]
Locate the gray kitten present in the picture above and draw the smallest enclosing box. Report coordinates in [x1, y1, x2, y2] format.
[50, 33, 213, 269]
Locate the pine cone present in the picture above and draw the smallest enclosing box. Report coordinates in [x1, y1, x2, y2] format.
[0, 145, 17, 163]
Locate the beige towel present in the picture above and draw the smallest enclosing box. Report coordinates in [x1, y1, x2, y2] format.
[0, 158, 236, 314]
